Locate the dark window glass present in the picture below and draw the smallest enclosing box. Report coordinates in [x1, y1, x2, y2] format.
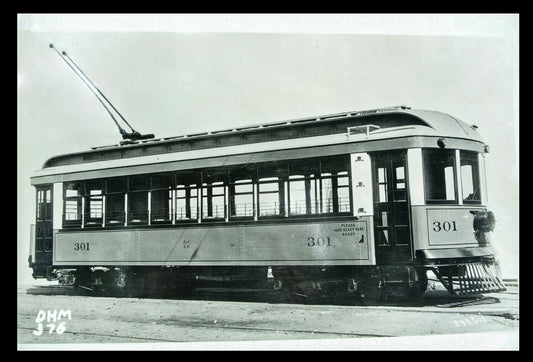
[106, 178, 126, 193]
[126, 175, 149, 225]
[128, 191, 148, 225]
[105, 193, 125, 225]
[129, 175, 150, 192]
[152, 174, 174, 190]
[151, 189, 173, 223]
[35, 186, 53, 252]
[105, 178, 126, 225]
[151, 174, 174, 224]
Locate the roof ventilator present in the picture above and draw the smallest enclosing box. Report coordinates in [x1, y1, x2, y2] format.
[346, 124, 381, 140]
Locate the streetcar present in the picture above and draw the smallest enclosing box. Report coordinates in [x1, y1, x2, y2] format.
[28, 46, 506, 300]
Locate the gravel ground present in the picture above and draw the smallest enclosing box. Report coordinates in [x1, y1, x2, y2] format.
[17, 283, 519, 350]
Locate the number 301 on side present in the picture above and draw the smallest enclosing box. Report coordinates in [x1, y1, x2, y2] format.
[74, 242, 90, 251]
[307, 236, 332, 247]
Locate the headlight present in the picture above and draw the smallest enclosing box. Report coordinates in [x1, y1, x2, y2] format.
[472, 210, 496, 232]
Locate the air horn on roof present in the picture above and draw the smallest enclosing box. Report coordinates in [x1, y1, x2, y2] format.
[49, 43, 155, 144]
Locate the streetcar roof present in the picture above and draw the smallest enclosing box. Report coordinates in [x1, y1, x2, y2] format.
[31, 106, 486, 184]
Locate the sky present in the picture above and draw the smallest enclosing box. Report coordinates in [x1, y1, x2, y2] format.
[17, 14, 519, 283]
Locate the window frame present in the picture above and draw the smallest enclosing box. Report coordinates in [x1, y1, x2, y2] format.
[83, 180, 104, 227]
[201, 179, 227, 221]
[287, 157, 352, 217]
[229, 166, 256, 220]
[175, 172, 200, 223]
[63, 181, 83, 228]
[257, 176, 286, 218]
[104, 178, 127, 226]
[58, 154, 354, 229]
[459, 150, 482, 205]
[35, 185, 53, 252]
[127, 175, 150, 226]
[150, 174, 175, 225]
[257, 163, 287, 219]
[422, 148, 459, 205]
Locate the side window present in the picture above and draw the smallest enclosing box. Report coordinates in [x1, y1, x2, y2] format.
[320, 157, 351, 214]
[84, 180, 103, 227]
[105, 178, 126, 226]
[128, 175, 149, 225]
[176, 172, 200, 222]
[460, 151, 482, 204]
[288, 157, 351, 216]
[288, 161, 319, 215]
[258, 163, 286, 217]
[229, 166, 255, 219]
[63, 182, 83, 228]
[201, 171, 227, 220]
[151, 174, 174, 224]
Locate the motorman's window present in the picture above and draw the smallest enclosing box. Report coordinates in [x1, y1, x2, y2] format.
[201, 170, 227, 220]
[151, 174, 174, 224]
[63, 182, 83, 228]
[460, 151, 481, 204]
[176, 172, 200, 222]
[84, 180, 104, 227]
[229, 165, 255, 219]
[105, 178, 126, 226]
[128, 175, 149, 225]
[423, 149, 457, 204]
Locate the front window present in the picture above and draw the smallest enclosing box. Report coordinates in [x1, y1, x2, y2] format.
[460, 151, 482, 204]
[423, 149, 457, 204]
